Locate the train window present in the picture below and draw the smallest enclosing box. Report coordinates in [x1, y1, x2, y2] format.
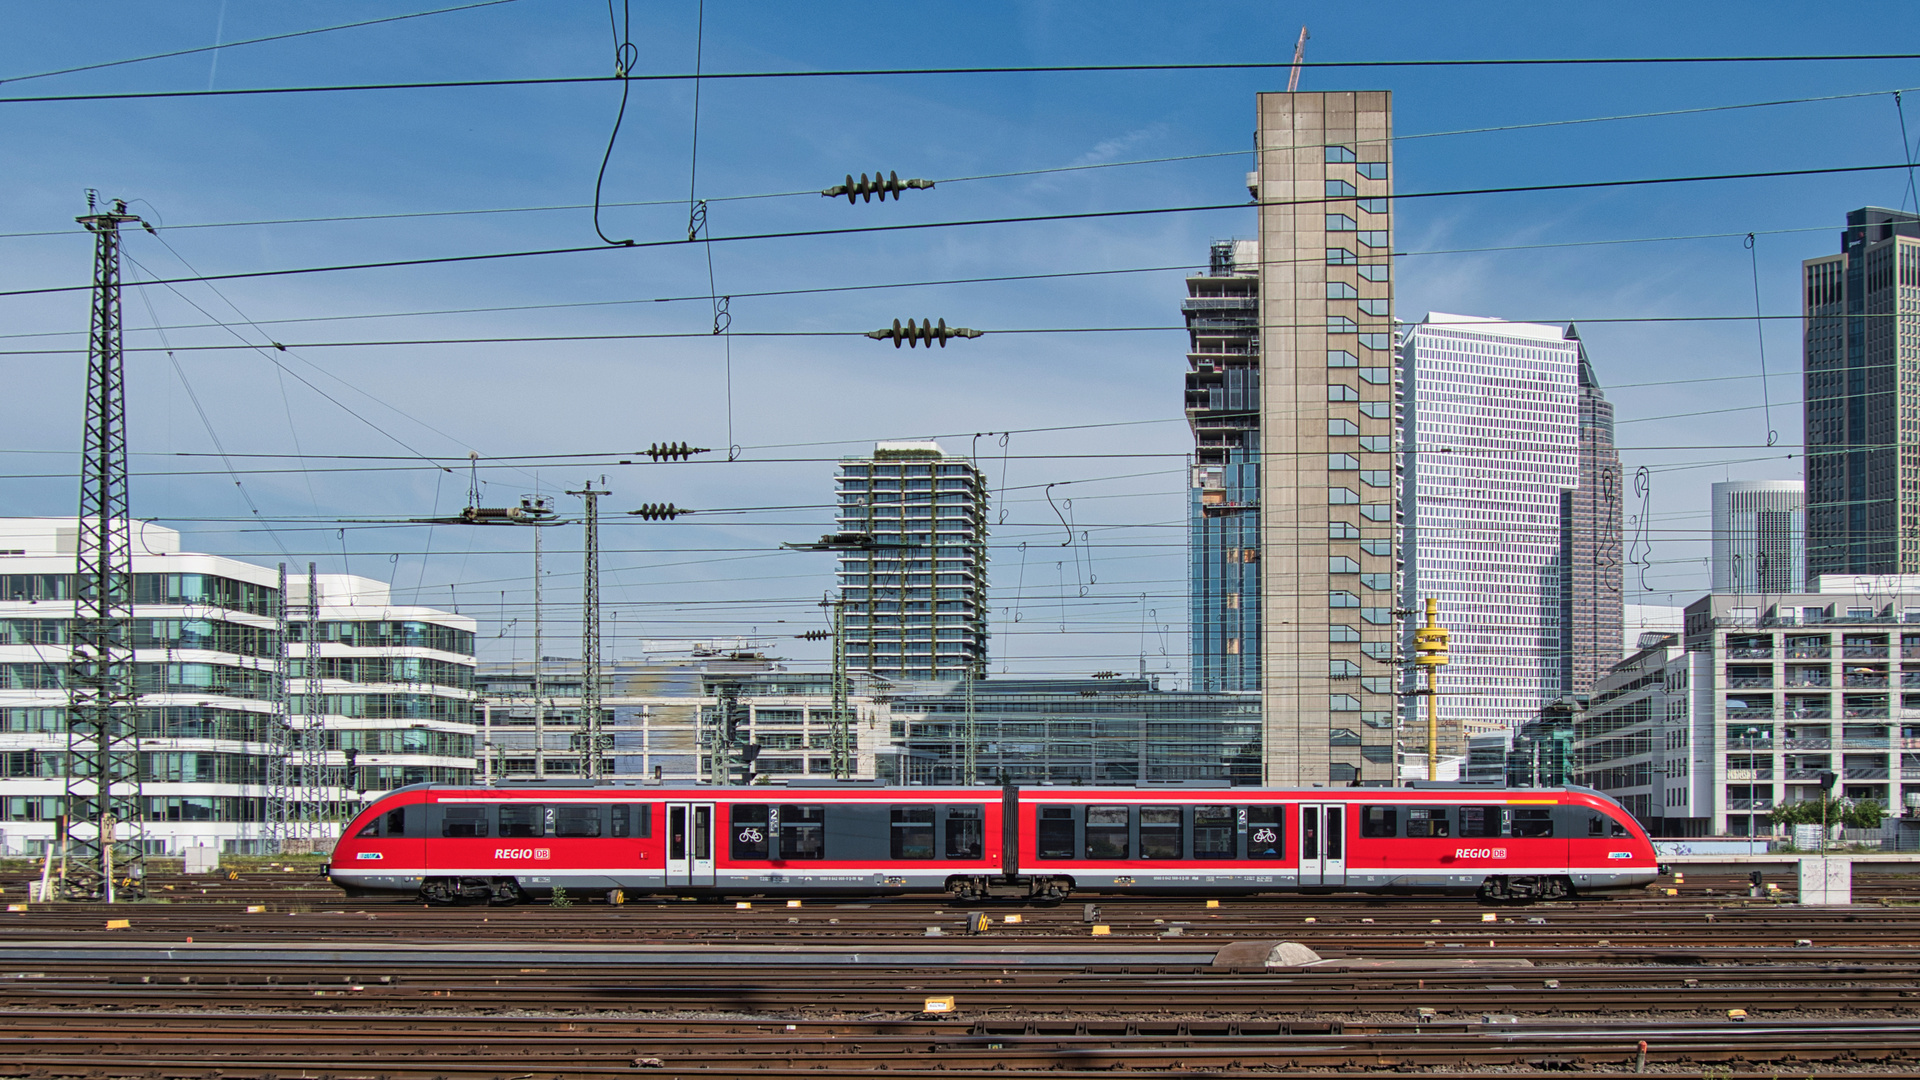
[441, 806, 489, 838]
[891, 806, 935, 860]
[1085, 805, 1130, 859]
[945, 806, 985, 859]
[1406, 807, 1449, 837]
[1586, 814, 1606, 838]
[1458, 806, 1502, 837]
[1359, 805, 1398, 837]
[1511, 808, 1554, 838]
[1193, 806, 1237, 859]
[610, 804, 651, 838]
[1610, 818, 1630, 838]
[731, 805, 771, 860]
[779, 805, 826, 860]
[385, 808, 408, 837]
[355, 818, 380, 839]
[1139, 807, 1182, 859]
[498, 804, 544, 838]
[1038, 807, 1076, 859]
[1248, 806, 1284, 859]
[555, 805, 601, 838]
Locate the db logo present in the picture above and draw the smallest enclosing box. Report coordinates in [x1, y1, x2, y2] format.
[495, 848, 553, 860]
[1453, 848, 1508, 860]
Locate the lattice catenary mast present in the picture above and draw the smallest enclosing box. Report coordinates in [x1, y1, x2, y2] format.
[567, 482, 607, 779]
[62, 194, 145, 901]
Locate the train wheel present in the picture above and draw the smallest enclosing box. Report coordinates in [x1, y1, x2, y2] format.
[489, 880, 525, 906]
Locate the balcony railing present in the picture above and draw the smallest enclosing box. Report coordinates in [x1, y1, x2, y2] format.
[1846, 708, 1892, 720]
[1728, 676, 1775, 688]
[1726, 798, 1777, 811]
[1845, 646, 1892, 659]
[1786, 647, 1833, 659]
[1846, 675, 1891, 689]
[1845, 767, 1892, 780]
[1728, 738, 1778, 750]
[1783, 708, 1833, 720]
[1785, 737, 1832, 750]
[1785, 769, 1831, 781]
[1729, 646, 1775, 659]
[1841, 737, 1892, 749]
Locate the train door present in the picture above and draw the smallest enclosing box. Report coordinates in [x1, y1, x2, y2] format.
[1298, 804, 1346, 886]
[666, 802, 715, 887]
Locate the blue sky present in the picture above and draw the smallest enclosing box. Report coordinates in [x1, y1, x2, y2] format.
[5, 1, 1920, 680]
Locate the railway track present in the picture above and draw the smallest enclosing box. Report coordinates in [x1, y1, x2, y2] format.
[0, 1011, 1912, 1076]
[0, 867, 1914, 1075]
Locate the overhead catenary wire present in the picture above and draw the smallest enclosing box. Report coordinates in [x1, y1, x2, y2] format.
[5, 158, 1916, 301]
[0, 0, 529, 87]
[9, 50, 1920, 106]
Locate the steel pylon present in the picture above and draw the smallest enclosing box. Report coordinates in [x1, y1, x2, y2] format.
[62, 195, 144, 901]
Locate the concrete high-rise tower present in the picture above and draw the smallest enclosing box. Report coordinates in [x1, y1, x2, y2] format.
[1804, 207, 1920, 578]
[835, 442, 989, 680]
[1711, 480, 1807, 594]
[1186, 238, 1261, 693]
[1255, 91, 1397, 785]
[1559, 327, 1624, 698]
[1401, 315, 1581, 748]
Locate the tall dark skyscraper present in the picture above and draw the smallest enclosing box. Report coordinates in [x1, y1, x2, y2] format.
[1803, 207, 1920, 578]
[1186, 239, 1261, 693]
[1558, 327, 1623, 698]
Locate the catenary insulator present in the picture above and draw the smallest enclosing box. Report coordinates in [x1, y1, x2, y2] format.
[821, 170, 935, 204]
[628, 503, 686, 521]
[864, 318, 984, 348]
[645, 441, 710, 462]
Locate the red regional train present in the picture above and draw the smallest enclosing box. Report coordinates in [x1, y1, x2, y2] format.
[328, 782, 1661, 904]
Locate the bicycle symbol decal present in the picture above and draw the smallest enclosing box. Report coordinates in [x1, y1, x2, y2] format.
[737, 828, 764, 843]
[1251, 827, 1278, 845]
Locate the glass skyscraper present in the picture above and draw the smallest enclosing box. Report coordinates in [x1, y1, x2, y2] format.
[1401, 315, 1582, 747]
[1186, 239, 1261, 693]
[1804, 207, 1920, 578]
[1710, 480, 1806, 594]
[1560, 327, 1624, 699]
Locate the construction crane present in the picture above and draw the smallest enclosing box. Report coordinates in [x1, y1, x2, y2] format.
[1287, 26, 1310, 93]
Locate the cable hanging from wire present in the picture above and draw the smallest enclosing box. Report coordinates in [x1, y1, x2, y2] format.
[1743, 233, 1778, 447]
[593, 0, 639, 247]
[683, 0, 738, 460]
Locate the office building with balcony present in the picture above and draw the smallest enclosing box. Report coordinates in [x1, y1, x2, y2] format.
[0, 521, 477, 854]
[286, 573, 478, 817]
[1670, 579, 1920, 835]
[1711, 480, 1806, 594]
[1401, 314, 1582, 749]
[1255, 89, 1398, 784]
[1187, 238, 1262, 694]
[1572, 633, 1701, 835]
[1804, 208, 1920, 578]
[836, 442, 989, 681]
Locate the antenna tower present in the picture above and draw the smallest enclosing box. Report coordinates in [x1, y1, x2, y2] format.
[62, 193, 145, 901]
